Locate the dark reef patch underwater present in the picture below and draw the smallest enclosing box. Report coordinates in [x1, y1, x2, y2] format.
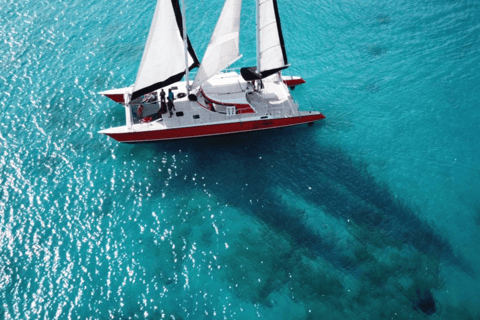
[139, 127, 473, 318]
[413, 289, 436, 316]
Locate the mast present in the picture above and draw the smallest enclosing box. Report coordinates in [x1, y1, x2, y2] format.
[182, 0, 190, 94]
[256, 0, 261, 74]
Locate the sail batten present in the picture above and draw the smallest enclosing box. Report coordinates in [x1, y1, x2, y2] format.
[192, 0, 243, 89]
[132, 0, 199, 100]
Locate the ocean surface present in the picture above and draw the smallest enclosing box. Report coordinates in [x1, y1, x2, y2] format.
[1, 0, 480, 318]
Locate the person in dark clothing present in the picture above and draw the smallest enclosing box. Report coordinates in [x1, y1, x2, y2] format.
[160, 89, 166, 104]
[158, 89, 166, 114]
[160, 101, 167, 114]
[156, 106, 163, 120]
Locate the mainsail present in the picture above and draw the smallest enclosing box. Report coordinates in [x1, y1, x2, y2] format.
[240, 0, 288, 81]
[132, 0, 200, 100]
[192, 0, 243, 89]
[257, 0, 288, 75]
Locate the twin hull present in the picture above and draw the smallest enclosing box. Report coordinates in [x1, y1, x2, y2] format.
[99, 75, 325, 143]
[103, 113, 325, 143]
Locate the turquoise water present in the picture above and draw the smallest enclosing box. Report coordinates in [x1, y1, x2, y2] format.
[1, 0, 480, 318]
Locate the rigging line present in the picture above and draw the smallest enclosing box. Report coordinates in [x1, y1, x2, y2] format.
[260, 44, 283, 54]
[259, 21, 278, 30]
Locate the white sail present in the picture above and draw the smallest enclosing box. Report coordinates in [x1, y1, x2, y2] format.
[192, 0, 243, 89]
[257, 0, 288, 75]
[132, 0, 199, 100]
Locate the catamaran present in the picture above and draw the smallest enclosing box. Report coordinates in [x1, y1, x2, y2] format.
[99, 0, 325, 143]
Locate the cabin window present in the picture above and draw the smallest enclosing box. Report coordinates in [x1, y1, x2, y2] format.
[176, 111, 184, 117]
[193, 115, 200, 119]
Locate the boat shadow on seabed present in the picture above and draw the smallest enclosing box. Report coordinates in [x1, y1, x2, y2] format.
[148, 127, 474, 316]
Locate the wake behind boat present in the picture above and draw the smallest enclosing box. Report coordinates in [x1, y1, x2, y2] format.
[99, 0, 325, 143]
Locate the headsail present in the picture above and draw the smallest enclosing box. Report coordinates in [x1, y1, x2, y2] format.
[132, 0, 200, 100]
[192, 0, 243, 89]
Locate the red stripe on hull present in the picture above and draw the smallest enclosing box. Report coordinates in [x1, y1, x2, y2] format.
[284, 78, 306, 87]
[104, 94, 125, 103]
[105, 114, 325, 143]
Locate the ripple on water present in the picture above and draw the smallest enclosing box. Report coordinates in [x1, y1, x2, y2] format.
[1, 0, 480, 318]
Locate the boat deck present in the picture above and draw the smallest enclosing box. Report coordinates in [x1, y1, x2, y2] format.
[98, 72, 322, 138]
[126, 73, 299, 130]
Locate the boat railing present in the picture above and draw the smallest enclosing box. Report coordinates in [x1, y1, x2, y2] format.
[130, 99, 298, 125]
[268, 106, 297, 118]
[194, 104, 297, 125]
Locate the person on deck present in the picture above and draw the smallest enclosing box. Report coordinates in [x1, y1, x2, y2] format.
[168, 88, 175, 109]
[160, 89, 166, 103]
[167, 88, 175, 117]
[159, 89, 167, 114]
[142, 92, 156, 103]
[137, 105, 144, 119]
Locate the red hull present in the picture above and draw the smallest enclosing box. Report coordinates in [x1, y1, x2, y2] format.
[284, 78, 306, 87]
[106, 113, 325, 143]
[104, 93, 125, 103]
